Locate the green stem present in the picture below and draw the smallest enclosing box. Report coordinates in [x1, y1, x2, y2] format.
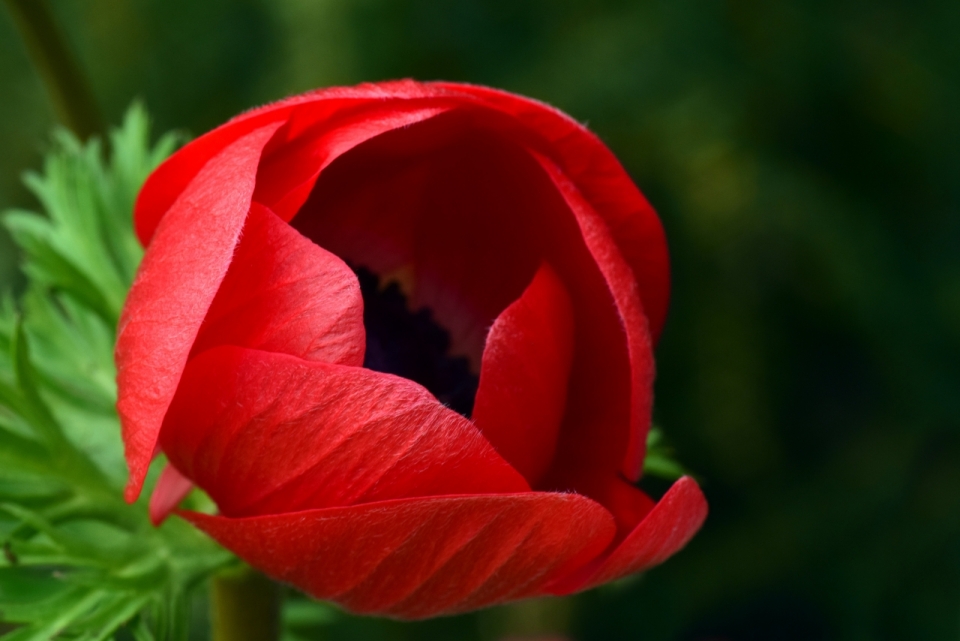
[3, 0, 103, 139]
[481, 596, 575, 639]
[211, 567, 281, 641]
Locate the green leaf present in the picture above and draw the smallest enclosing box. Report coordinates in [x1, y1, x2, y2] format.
[0, 567, 71, 610]
[643, 426, 694, 481]
[10, 320, 64, 448]
[3, 215, 115, 325]
[0, 473, 70, 505]
[282, 598, 339, 628]
[129, 615, 158, 641]
[0, 105, 230, 639]
[0, 588, 104, 640]
[73, 592, 154, 641]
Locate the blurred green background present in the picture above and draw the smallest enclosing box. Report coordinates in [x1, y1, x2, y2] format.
[1, 1, 958, 640]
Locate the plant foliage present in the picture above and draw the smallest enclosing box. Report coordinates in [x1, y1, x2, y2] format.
[0, 106, 233, 640]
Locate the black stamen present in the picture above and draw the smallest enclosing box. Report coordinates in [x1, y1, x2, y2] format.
[354, 267, 479, 418]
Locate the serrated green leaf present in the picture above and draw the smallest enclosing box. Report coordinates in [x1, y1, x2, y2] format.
[0, 583, 92, 626]
[72, 592, 154, 641]
[0, 104, 232, 640]
[0, 504, 118, 569]
[0, 588, 104, 640]
[9, 321, 65, 448]
[0, 567, 71, 610]
[20, 290, 116, 414]
[3, 215, 115, 325]
[0, 418, 50, 473]
[0, 473, 70, 505]
[19, 147, 125, 318]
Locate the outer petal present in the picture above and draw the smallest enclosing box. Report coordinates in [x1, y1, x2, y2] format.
[547, 476, 707, 595]
[190, 203, 365, 365]
[473, 263, 574, 486]
[252, 102, 451, 222]
[117, 122, 283, 502]
[135, 80, 451, 244]
[160, 346, 529, 518]
[532, 152, 655, 482]
[134, 111, 292, 245]
[180, 492, 616, 618]
[427, 82, 671, 343]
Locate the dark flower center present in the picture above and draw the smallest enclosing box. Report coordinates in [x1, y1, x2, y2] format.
[354, 266, 479, 418]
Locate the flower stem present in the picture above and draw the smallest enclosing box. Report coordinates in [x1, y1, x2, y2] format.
[481, 596, 575, 639]
[211, 567, 281, 641]
[3, 0, 103, 139]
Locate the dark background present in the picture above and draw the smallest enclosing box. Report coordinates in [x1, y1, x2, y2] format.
[2, 1, 958, 640]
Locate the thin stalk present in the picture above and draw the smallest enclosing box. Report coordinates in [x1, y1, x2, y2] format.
[3, 0, 103, 139]
[481, 596, 575, 639]
[211, 566, 281, 641]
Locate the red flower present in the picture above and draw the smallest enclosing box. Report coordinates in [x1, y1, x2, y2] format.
[117, 80, 707, 618]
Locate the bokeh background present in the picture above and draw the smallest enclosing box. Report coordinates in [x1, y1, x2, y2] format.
[1, 1, 958, 640]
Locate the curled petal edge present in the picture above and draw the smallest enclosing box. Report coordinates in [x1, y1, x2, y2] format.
[546, 476, 708, 595]
[178, 492, 616, 619]
[118, 122, 283, 502]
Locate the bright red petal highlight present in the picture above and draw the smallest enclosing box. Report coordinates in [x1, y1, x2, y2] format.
[134, 111, 291, 246]
[547, 476, 707, 594]
[180, 492, 615, 618]
[160, 346, 529, 518]
[117, 122, 283, 502]
[473, 263, 574, 486]
[190, 203, 365, 365]
[149, 463, 193, 525]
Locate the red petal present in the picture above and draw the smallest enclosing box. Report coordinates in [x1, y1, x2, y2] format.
[426, 82, 671, 343]
[160, 346, 529, 518]
[190, 203, 365, 365]
[139, 82, 669, 343]
[117, 122, 284, 502]
[292, 107, 649, 492]
[532, 152, 655, 482]
[253, 102, 451, 222]
[135, 111, 292, 246]
[473, 263, 574, 486]
[547, 476, 707, 595]
[148, 463, 193, 525]
[179, 492, 615, 618]
[134, 81, 449, 245]
[293, 108, 545, 365]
